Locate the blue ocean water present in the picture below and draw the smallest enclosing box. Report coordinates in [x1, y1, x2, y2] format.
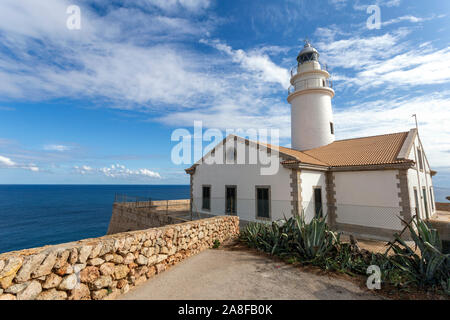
[0, 185, 189, 254]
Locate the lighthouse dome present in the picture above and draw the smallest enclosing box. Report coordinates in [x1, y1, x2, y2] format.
[297, 41, 319, 64]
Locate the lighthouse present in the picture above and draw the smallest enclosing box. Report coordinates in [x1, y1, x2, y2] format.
[288, 41, 335, 151]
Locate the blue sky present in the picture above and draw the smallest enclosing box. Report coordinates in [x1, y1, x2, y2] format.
[0, 0, 449, 188]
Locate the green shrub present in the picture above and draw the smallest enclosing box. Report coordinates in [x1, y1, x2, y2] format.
[212, 239, 221, 249]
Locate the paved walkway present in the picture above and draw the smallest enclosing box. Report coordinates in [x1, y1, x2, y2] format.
[119, 248, 381, 300]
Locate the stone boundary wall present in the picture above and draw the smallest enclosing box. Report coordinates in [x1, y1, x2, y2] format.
[436, 202, 450, 212]
[0, 216, 239, 300]
[107, 200, 190, 234]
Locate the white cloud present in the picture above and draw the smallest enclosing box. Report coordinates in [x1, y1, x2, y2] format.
[334, 91, 450, 168]
[202, 39, 290, 89]
[44, 145, 72, 152]
[74, 164, 161, 179]
[0, 155, 16, 167]
[0, 155, 40, 172]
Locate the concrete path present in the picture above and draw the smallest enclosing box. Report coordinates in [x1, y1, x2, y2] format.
[119, 248, 381, 300]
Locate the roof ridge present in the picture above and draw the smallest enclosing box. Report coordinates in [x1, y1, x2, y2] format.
[333, 130, 410, 143]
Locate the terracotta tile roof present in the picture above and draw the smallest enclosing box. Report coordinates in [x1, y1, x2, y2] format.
[264, 143, 328, 166]
[276, 131, 413, 167]
[186, 131, 414, 173]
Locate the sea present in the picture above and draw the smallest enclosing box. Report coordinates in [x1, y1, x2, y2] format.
[0, 185, 189, 254]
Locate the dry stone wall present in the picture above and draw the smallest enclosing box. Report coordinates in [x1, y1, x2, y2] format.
[0, 216, 239, 300]
[107, 200, 191, 234]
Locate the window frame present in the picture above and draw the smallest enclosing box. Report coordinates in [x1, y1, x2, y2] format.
[255, 185, 271, 221]
[330, 122, 334, 135]
[225, 185, 237, 215]
[202, 185, 211, 211]
[417, 147, 424, 171]
[313, 186, 324, 218]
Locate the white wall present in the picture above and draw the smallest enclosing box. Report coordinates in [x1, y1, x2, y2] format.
[407, 135, 436, 218]
[300, 170, 327, 222]
[192, 138, 293, 223]
[334, 170, 403, 230]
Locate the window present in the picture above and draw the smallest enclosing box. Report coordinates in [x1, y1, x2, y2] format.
[256, 187, 270, 219]
[430, 187, 434, 211]
[225, 186, 237, 215]
[330, 122, 334, 135]
[314, 188, 323, 218]
[202, 186, 211, 210]
[423, 187, 429, 219]
[414, 188, 420, 218]
[417, 148, 424, 171]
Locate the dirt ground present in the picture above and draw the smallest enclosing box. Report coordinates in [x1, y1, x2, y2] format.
[119, 245, 382, 300]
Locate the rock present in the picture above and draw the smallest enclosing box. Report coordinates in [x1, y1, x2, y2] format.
[89, 275, 112, 290]
[69, 248, 78, 264]
[42, 273, 62, 289]
[54, 250, 70, 269]
[58, 274, 78, 291]
[155, 263, 166, 274]
[91, 289, 108, 300]
[136, 255, 148, 265]
[16, 255, 46, 283]
[0, 260, 5, 273]
[32, 252, 57, 278]
[0, 257, 24, 289]
[68, 283, 90, 300]
[5, 282, 28, 294]
[160, 247, 169, 254]
[156, 254, 168, 264]
[165, 228, 174, 238]
[143, 240, 152, 247]
[114, 265, 129, 280]
[146, 266, 156, 278]
[79, 266, 100, 283]
[116, 279, 128, 289]
[99, 240, 114, 256]
[147, 255, 157, 265]
[87, 258, 104, 266]
[103, 254, 114, 262]
[73, 263, 86, 274]
[36, 289, 67, 300]
[111, 254, 123, 264]
[0, 294, 16, 300]
[54, 262, 73, 276]
[17, 280, 42, 300]
[78, 246, 93, 264]
[99, 263, 115, 276]
[123, 253, 134, 265]
[89, 243, 103, 259]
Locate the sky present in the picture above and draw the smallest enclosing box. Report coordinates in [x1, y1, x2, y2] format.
[0, 0, 449, 188]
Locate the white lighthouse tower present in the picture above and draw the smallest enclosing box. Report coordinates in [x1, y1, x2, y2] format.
[288, 41, 335, 151]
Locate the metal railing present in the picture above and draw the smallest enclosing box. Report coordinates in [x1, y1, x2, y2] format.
[288, 78, 333, 95]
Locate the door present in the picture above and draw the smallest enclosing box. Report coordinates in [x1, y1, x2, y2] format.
[314, 188, 323, 218]
[225, 186, 237, 215]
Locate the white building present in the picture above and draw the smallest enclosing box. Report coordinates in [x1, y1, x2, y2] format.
[185, 42, 436, 240]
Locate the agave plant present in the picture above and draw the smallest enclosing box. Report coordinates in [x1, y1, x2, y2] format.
[388, 218, 450, 291]
[292, 214, 340, 264]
